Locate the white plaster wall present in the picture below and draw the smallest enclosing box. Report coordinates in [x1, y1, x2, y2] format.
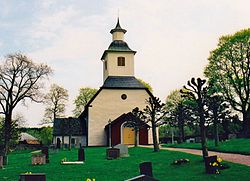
[112, 32, 124, 41]
[103, 52, 134, 81]
[88, 89, 151, 146]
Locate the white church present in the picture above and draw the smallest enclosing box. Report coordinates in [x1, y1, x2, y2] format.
[53, 19, 155, 147]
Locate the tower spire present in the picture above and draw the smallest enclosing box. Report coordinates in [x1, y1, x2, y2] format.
[110, 18, 126, 34]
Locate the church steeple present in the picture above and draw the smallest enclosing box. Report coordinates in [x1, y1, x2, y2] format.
[110, 18, 127, 41]
[101, 19, 136, 82]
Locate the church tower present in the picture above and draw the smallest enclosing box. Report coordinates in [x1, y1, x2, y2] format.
[101, 18, 136, 81]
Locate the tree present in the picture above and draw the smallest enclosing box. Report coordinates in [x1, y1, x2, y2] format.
[73, 87, 97, 117]
[0, 53, 52, 164]
[40, 127, 53, 145]
[181, 78, 208, 159]
[165, 89, 191, 143]
[42, 84, 69, 123]
[204, 28, 250, 136]
[134, 96, 166, 152]
[137, 78, 153, 92]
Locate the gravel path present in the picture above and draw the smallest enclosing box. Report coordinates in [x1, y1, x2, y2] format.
[140, 145, 250, 166]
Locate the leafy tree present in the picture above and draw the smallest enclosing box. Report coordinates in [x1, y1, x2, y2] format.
[165, 89, 192, 143]
[134, 96, 166, 152]
[137, 78, 153, 92]
[0, 53, 52, 164]
[40, 127, 53, 145]
[204, 29, 250, 136]
[42, 84, 69, 123]
[73, 87, 97, 117]
[181, 78, 208, 159]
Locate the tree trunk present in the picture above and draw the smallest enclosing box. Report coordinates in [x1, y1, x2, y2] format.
[213, 111, 219, 147]
[3, 111, 12, 165]
[62, 135, 65, 149]
[242, 110, 250, 137]
[134, 128, 138, 147]
[198, 99, 208, 160]
[178, 118, 184, 143]
[69, 135, 72, 150]
[151, 120, 159, 152]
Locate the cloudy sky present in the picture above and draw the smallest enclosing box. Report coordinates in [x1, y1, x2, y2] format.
[0, 0, 250, 127]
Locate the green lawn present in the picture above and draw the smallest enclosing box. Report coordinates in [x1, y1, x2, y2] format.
[162, 138, 250, 155]
[1, 147, 250, 181]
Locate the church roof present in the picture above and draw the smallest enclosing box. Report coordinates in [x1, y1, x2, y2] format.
[101, 40, 136, 60]
[53, 118, 86, 136]
[102, 76, 146, 89]
[110, 18, 127, 34]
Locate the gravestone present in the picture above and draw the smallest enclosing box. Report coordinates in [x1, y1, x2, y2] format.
[41, 146, 49, 163]
[56, 138, 61, 149]
[139, 162, 153, 177]
[124, 175, 159, 181]
[114, 144, 129, 157]
[78, 147, 85, 161]
[19, 173, 46, 181]
[204, 155, 218, 174]
[32, 154, 46, 165]
[106, 148, 120, 159]
[0, 156, 3, 169]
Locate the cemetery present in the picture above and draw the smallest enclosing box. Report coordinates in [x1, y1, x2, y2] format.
[0, 145, 250, 180]
[1, 1, 250, 181]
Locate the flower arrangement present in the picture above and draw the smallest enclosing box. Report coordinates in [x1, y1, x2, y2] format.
[209, 157, 228, 174]
[172, 158, 190, 165]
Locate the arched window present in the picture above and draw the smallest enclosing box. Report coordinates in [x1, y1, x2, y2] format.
[117, 57, 125, 66]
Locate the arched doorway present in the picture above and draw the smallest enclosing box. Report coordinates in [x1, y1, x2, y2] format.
[123, 124, 135, 145]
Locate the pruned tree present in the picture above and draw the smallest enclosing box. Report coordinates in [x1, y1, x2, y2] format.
[73, 87, 97, 117]
[0, 53, 52, 164]
[134, 96, 166, 152]
[42, 84, 69, 123]
[204, 28, 250, 136]
[181, 78, 208, 159]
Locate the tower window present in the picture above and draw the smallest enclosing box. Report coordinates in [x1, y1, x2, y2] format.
[117, 57, 125, 66]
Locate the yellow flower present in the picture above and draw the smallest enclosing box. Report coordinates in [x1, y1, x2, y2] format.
[217, 157, 222, 163]
[212, 162, 218, 167]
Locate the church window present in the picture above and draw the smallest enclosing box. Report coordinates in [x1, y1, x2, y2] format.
[117, 57, 125, 66]
[121, 94, 127, 100]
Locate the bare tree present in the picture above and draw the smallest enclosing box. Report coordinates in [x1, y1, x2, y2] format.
[42, 84, 68, 123]
[181, 78, 208, 159]
[134, 97, 166, 152]
[0, 53, 52, 164]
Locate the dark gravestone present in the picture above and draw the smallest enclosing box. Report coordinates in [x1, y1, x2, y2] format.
[19, 173, 46, 181]
[106, 148, 120, 159]
[56, 138, 61, 149]
[139, 162, 153, 177]
[204, 155, 218, 174]
[41, 146, 49, 163]
[125, 175, 159, 181]
[78, 147, 85, 161]
[0, 156, 3, 169]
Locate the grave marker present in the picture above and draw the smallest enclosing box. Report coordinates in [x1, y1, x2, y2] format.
[114, 144, 129, 157]
[139, 162, 153, 177]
